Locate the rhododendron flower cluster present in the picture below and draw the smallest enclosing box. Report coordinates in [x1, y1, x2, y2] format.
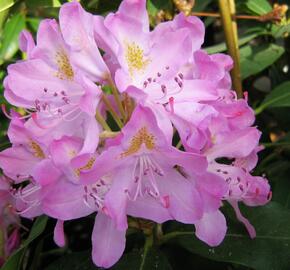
[0, 0, 271, 268]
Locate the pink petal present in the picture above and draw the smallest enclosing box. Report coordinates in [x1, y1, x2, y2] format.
[229, 200, 256, 238]
[92, 213, 126, 268]
[195, 210, 227, 246]
[127, 196, 172, 223]
[60, 2, 109, 81]
[53, 220, 66, 247]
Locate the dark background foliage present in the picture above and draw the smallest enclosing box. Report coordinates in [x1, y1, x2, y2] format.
[1, 0, 290, 269]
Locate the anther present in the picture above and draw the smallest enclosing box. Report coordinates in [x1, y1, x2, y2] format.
[161, 85, 167, 93]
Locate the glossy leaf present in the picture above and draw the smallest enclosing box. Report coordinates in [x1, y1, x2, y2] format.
[256, 81, 290, 114]
[2, 216, 48, 270]
[162, 202, 290, 270]
[0, 13, 25, 64]
[240, 44, 284, 79]
[205, 32, 262, 54]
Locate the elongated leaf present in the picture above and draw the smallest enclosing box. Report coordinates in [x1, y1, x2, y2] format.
[243, 0, 272, 15]
[255, 81, 290, 114]
[240, 44, 284, 79]
[205, 32, 261, 54]
[0, 13, 25, 64]
[2, 216, 48, 270]
[162, 202, 290, 270]
[0, 0, 14, 13]
[26, 0, 61, 8]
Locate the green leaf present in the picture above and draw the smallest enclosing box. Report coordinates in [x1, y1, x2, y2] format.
[205, 32, 262, 54]
[271, 23, 290, 38]
[45, 251, 97, 270]
[147, 0, 172, 17]
[240, 43, 284, 79]
[243, 0, 272, 15]
[26, 0, 61, 8]
[0, 13, 25, 64]
[112, 249, 172, 270]
[162, 202, 290, 270]
[2, 216, 48, 270]
[44, 248, 171, 270]
[26, 17, 41, 32]
[192, 0, 213, 12]
[255, 81, 290, 114]
[0, 0, 14, 13]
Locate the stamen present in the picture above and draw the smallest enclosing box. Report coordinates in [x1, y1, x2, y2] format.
[125, 42, 150, 76]
[55, 51, 74, 80]
[169, 97, 175, 113]
[120, 127, 155, 158]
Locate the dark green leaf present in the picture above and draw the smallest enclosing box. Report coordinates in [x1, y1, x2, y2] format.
[2, 216, 48, 270]
[162, 202, 290, 270]
[45, 251, 97, 270]
[192, 0, 213, 12]
[256, 81, 290, 114]
[0, 13, 25, 64]
[240, 44, 284, 79]
[44, 248, 171, 270]
[112, 248, 172, 270]
[205, 32, 262, 54]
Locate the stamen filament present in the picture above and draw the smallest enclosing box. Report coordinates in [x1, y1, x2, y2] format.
[108, 77, 126, 120]
[95, 109, 111, 131]
[101, 95, 123, 129]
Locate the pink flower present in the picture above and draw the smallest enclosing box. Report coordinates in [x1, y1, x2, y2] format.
[0, 176, 20, 266]
[75, 105, 228, 264]
[0, 0, 272, 268]
[59, 1, 110, 82]
[4, 19, 102, 152]
[0, 114, 61, 184]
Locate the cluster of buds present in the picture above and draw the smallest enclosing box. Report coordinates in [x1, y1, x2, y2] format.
[0, 0, 270, 268]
